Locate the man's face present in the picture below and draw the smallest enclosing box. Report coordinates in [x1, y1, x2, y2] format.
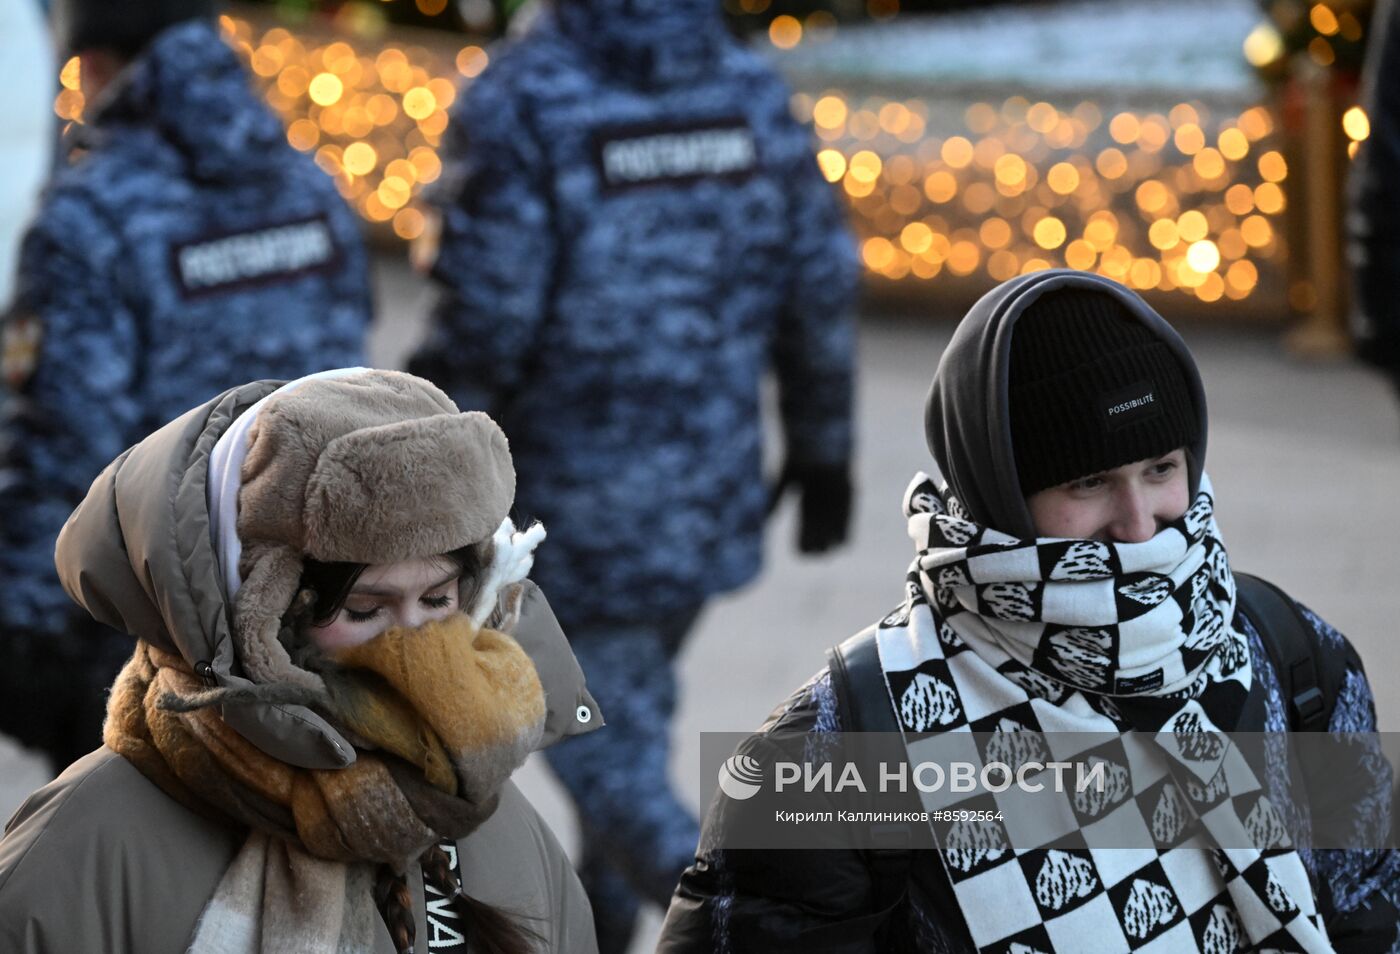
[1025, 449, 1189, 543]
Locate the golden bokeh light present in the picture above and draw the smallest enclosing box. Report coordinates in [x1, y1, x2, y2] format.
[1238, 107, 1273, 141]
[1064, 239, 1096, 270]
[1243, 22, 1284, 68]
[1193, 147, 1225, 180]
[1084, 213, 1118, 251]
[1308, 37, 1336, 67]
[1186, 240, 1220, 273]
[1129, 258, 1162, 289]
[343, 141, 378, 176]
[1173, 124, 1205, 156]
[769, 15, 802, 49]
[456, 46, 488, 78]
[900, 222, 934, 254]
[963, 182, 997, 214]
[1095, 148, 1128, 179]
[843, 172, 875, 198]
[1109, 113, 1140, 145]
[1309, 3, 1340, 35]
[1254, 182, 1286, 215]
[1224, 183, 1255, 215]
[1343, 106, 1370, 142]
[862, 236, 896, 270]
[924, 170, 958, 204]
[1241, 215, 1273, 248]
[1257, 150, 1288, 182]
[308, 72, 344, 107]
[1047, 162, 1080, 195]
[848, 150, 882, 183]
[1027, 102, 1059, 134]
[402, 87, 437, 120]
[994, 153, 1028, 187]
[813, 95, 847, 130]
[287, 118, 320, 151]
[947, 240, 981, 276]
[1135, 180, 1169, 213]
[987, 249, 1019, 281]
[60, 57, 81, 91]
[1177, 210, 1209, 243]
[816, 149, 846, 183]
[1217, 127, 1249, 161]
[1149, 219, 1180, 250]
[1032, 216, 1067, 250]
[1226, 259, 1258, 292]
[941, 136, 975, 169]
[979, 217, 1012, 249]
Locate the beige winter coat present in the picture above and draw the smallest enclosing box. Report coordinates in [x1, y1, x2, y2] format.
[0, 380, 601, 953]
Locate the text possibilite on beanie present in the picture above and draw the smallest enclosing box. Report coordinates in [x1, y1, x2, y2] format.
[52, 0, 218, 56]
[1009, 288, 1198, 495]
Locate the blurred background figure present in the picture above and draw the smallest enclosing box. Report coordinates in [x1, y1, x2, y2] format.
[0, 0, 53, 312]
[1348, 0, 1400, 412]
[0, 0, 372, 775]
[406, 0, 859, 947]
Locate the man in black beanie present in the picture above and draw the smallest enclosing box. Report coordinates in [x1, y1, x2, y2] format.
[658, 270, 1399, 952]
[0, 0, 371, 773]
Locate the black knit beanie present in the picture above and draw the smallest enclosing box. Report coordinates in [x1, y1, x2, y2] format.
[1009, 288, 1198, 496]
[53, 0, 220, 58]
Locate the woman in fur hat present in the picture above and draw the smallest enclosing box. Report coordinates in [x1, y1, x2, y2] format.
[0, 368, 602, 953]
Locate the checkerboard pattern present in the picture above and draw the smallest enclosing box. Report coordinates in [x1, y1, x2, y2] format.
[866, 474, 1334, 952]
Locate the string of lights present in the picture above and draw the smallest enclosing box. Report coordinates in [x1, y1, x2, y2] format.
[50, 5, 1373, 304]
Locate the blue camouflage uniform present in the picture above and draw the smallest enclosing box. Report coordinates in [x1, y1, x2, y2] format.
[408, 1, 858, 948]
[0, 19, 370, 770]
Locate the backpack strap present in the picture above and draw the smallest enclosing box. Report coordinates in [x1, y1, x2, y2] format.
[826, 630, 913, 927]
[827, 630, 903, 736]
[1234, 572, 1338, 732]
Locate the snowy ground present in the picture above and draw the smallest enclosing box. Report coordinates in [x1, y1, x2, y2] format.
[772, 0, 1265, 100]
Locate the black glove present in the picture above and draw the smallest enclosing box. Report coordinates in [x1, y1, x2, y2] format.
[767, 460, 853, 554]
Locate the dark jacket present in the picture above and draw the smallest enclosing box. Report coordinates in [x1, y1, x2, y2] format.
[1347, 0, 1400, 371]
[0, 20, 371, 762]
[658, 604, 1400, 952]
[409, 0, 858, 623]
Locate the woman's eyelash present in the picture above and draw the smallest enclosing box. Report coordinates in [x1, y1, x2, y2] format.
[421, 594, 453, 608]
[345, 606, 382, 622]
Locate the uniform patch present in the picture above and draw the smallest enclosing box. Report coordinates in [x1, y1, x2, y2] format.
[1, 312, 43, 392]
[172, 215, 339, 298]
[593, 117, 757, 192]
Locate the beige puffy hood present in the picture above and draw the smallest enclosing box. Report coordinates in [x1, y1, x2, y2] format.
[54, 375, 600, 770]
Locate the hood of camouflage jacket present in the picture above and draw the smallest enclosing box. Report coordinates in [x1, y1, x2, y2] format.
[53, 379, 600, 770]
[84, 19, 289, 183]
[552, 0, 727, 86]
[923, 268, 1210, 540]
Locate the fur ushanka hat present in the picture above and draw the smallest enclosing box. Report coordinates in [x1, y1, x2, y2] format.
[229, 370, 514, 697]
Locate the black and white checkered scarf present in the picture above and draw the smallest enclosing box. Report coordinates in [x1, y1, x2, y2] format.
[872, 472, 1333, 953]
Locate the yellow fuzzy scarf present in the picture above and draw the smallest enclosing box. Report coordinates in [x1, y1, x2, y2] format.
[105, 614, 546, 952]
